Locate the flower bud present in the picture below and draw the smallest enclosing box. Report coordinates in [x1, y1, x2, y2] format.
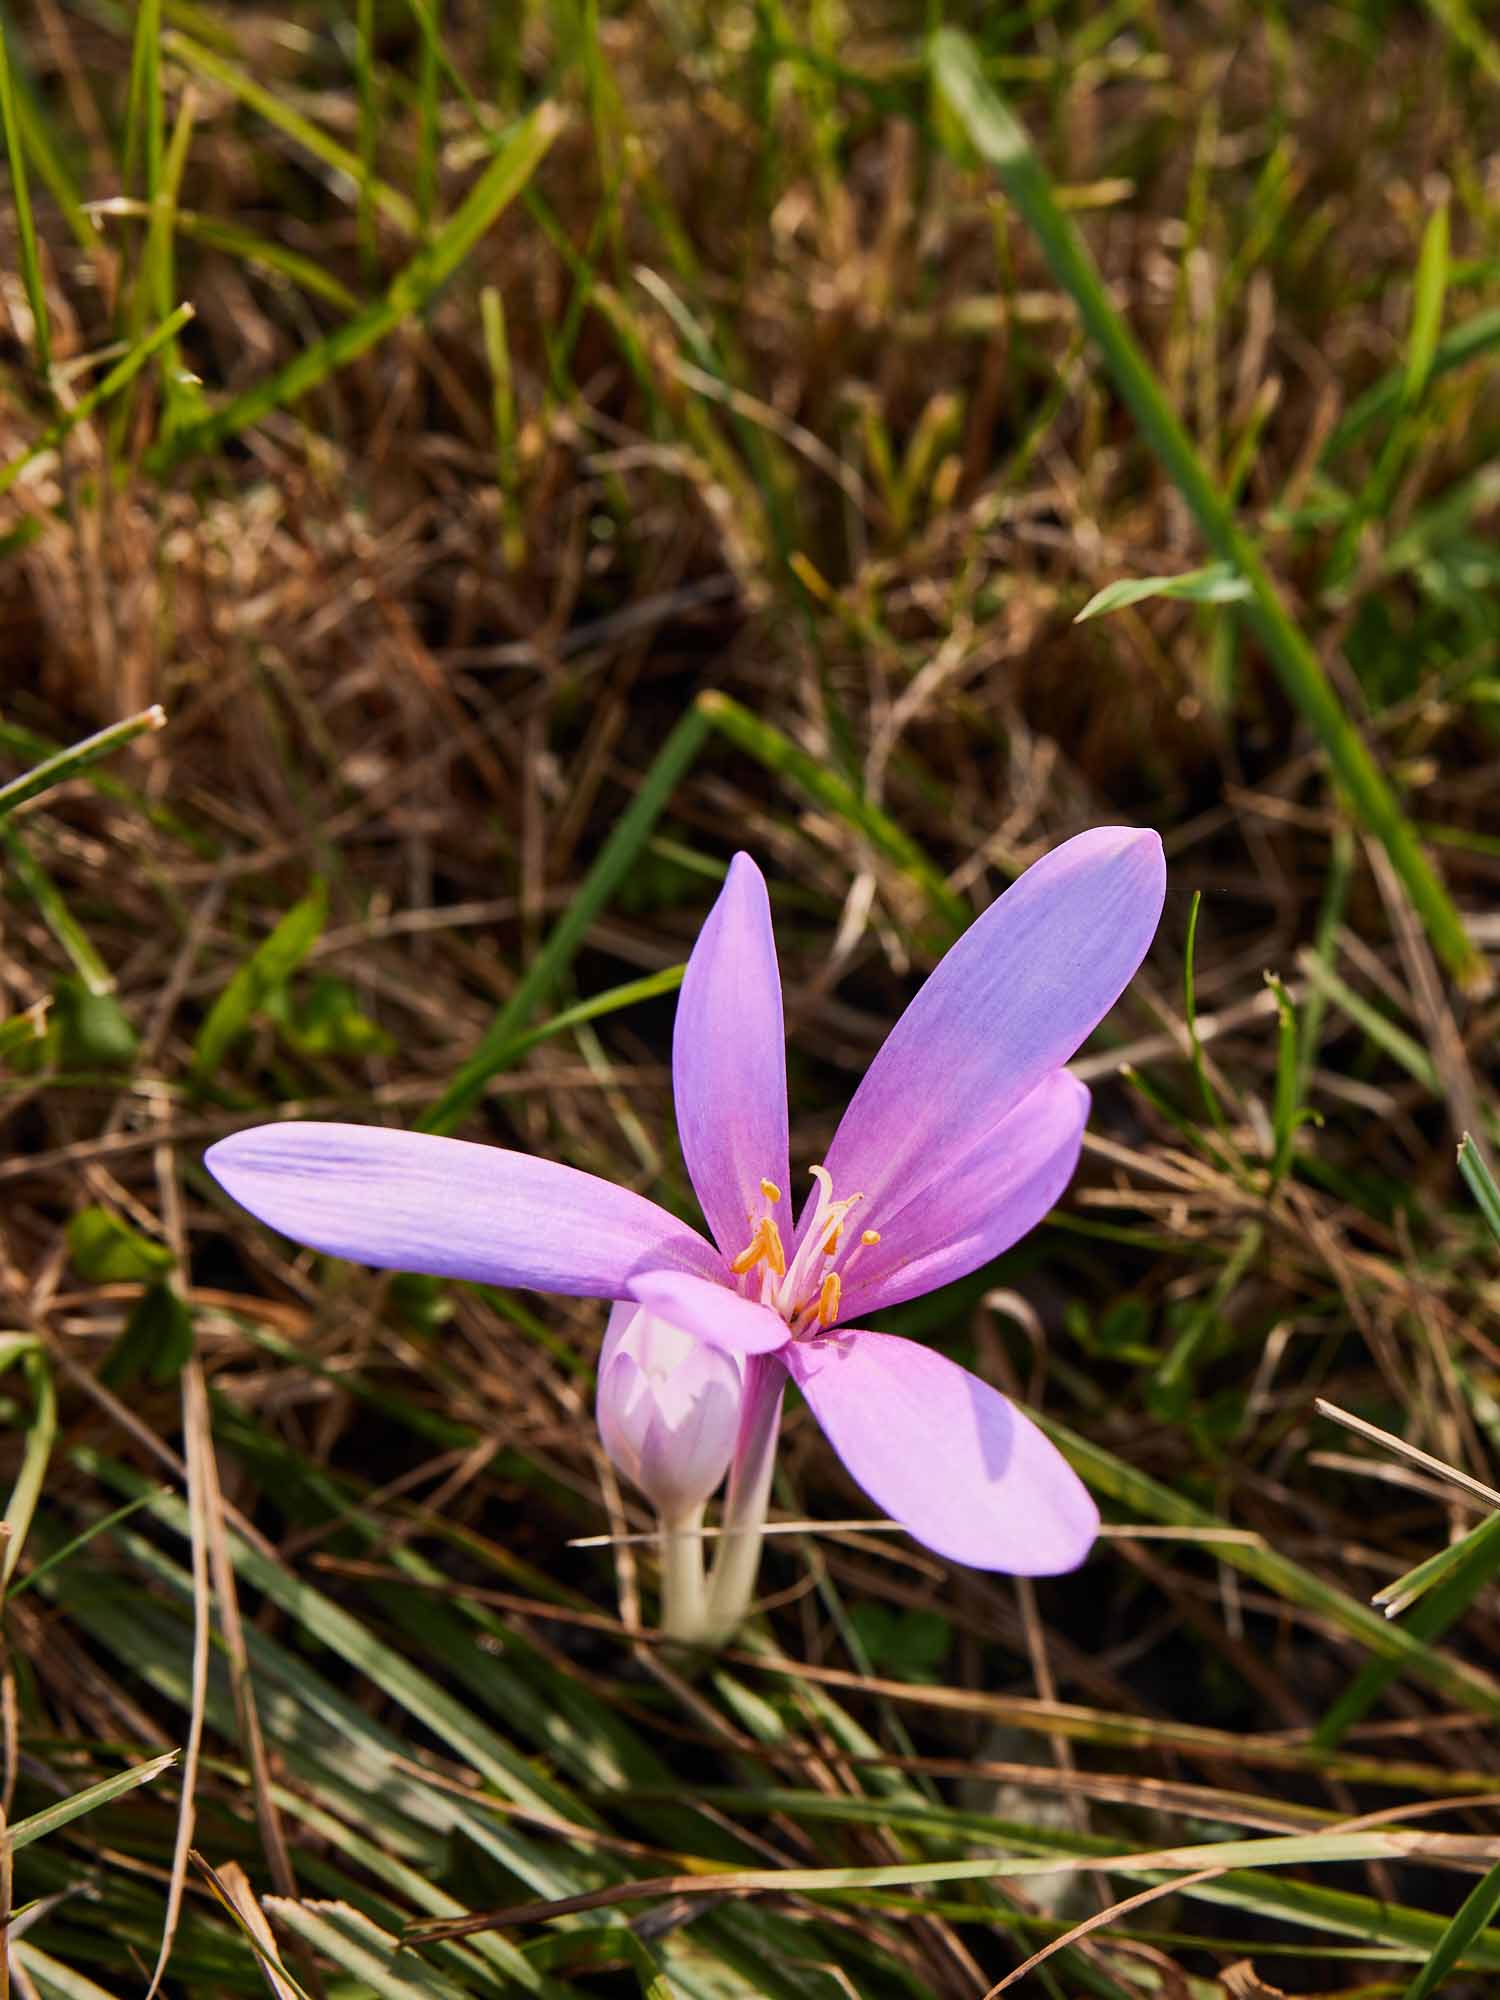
[596, 1304, 743, 1519]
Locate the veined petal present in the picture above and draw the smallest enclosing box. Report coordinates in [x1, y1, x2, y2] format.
[816, 827, 1163, 1233]
[206, 1122, 721, 1295]
[673, 854, 793, 1261]
[839, 1071, 1090, 1320]
[787, 1331, 1098, 1573]
[626, 1269, 790, 1355]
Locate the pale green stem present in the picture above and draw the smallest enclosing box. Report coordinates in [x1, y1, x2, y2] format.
[705, 1353, 787, 1640]
[658, 1504, 709, 1642]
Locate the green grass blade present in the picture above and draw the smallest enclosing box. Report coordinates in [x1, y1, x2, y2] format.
[0, 304, 195, 502]
[0, 13, 53, 375]
[9, 1750, 180, 1852]
[0, 824, 117, 995]
[2, 1350, 57, 1592]
[161, 28, 418, 234]
[147, 102, 560, 472]
[1404, 200, 1451, 409]
[423, 700, 709, 1135]
[10, 1945, 127, 1999]
[1419, 0, 1500, 85]
[932, 27, 1489, 996]
[1075, 563, 1251, 621]
[1402, 1859, 1500, 2000]
[1459, 1133, 1500, 1246]
[1035, 1412, 1500, 1723]
[264, 1902, 469, 1999]
[1329, 307, 1500, 456]
[697, 690, 966, 935]
[1315, 1507, 1500, 1747]
[500, 964, 687, 1060]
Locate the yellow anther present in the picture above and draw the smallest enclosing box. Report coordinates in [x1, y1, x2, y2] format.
[759, 1177, 782, 1204]
[822, 1225, 842, 1256]
[817, 1272, 842, 1325]
[861, 1229, 880, 1246]
[731, 1215, 786, 1278]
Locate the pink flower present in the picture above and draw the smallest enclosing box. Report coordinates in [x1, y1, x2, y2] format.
[207, 827, 1164, 1605]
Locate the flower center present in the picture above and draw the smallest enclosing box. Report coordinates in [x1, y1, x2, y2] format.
[730, 1167, 880, 1336]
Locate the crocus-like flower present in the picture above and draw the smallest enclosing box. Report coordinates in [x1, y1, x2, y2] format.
[206, 825, 1164, 1636]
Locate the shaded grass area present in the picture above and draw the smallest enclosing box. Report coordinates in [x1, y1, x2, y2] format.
[2, 2, 1500, 1994]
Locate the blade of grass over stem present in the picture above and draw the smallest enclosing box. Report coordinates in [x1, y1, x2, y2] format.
[697, 690, 967, 934]
[932, 27, 1489, 996]
[148, 103, 561, 471]
[422, 703, 710, 1135]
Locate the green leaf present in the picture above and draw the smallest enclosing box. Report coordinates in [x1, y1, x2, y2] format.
[67, 1208, 175, 1284]
[52, 978, 138, 1068]
[193, 879, 327, 1079]
[268, 974, 395, 1059]
[847, 1604, 953, 1683]
[1075, 563, 1251, 621]
[99, 1282, 196, 1391]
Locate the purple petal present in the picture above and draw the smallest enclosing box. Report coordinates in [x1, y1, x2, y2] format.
[815, 827, 1163, 1238]
[673, 854, 793, 1262]
[787, 1330, 1098, 1572]
[206, 1122, 721, 1295]
[839, 1071, 1090, 1320]
[626, 1269, 790, 1355]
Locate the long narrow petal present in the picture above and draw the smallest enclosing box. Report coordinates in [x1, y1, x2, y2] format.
[838, 1071, 1090, 1321]
[673, 853, 793, 1261]
[206, 1122, 721, 1295]
[788, 1331, 1097, 1572]
[626, 1270, 790, 1355]
[814, 827, 1163, 1236]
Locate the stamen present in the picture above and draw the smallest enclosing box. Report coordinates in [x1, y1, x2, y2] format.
[816, 1273, 841, 1325]
[861, 1229, 880, 1245]
[731, 1215, 786, 1277]
[760, 1177, 782, 1204]
[822, 1225, 842, 1257]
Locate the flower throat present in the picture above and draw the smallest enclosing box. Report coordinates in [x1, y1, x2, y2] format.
[731, 1166, 880, 1335]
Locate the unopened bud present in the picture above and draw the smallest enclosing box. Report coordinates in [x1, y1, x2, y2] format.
[595, 1304, 743, 1519]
